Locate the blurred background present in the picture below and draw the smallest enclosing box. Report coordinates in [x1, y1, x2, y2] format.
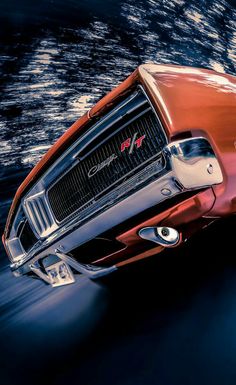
[0, 1, 236, 384]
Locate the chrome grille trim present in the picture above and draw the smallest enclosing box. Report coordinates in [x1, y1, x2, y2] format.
[47, 92, 167, 223]
[24, 191, 58, 238]
[19, 86, 168, 241]
[49, 156, 166, 227]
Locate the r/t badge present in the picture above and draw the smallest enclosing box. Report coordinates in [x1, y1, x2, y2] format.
[120, 133, 146, 154]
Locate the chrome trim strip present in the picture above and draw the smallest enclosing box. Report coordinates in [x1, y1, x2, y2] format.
[73, 99, 150, 160]
[74, 90, 144, 153]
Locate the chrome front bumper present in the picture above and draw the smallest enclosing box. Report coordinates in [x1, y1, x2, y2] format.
[8, 137, 223, 277]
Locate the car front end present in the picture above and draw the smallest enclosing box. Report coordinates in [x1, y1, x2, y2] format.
[3, 64, 236, 287]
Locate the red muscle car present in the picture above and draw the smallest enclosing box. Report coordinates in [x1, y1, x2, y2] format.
[2, 64, 236, 287]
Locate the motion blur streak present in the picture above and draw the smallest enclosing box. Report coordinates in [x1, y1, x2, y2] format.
[0, 1, 236, 384]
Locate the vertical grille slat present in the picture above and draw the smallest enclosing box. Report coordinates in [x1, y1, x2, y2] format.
[48, 95, 167, 223]
[25, 191, 56, 237]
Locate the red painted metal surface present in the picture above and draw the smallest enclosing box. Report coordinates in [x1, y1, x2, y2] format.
[93, 189, 215, 267]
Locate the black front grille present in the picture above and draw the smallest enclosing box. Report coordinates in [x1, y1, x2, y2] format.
[48, 101, 166, 222]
